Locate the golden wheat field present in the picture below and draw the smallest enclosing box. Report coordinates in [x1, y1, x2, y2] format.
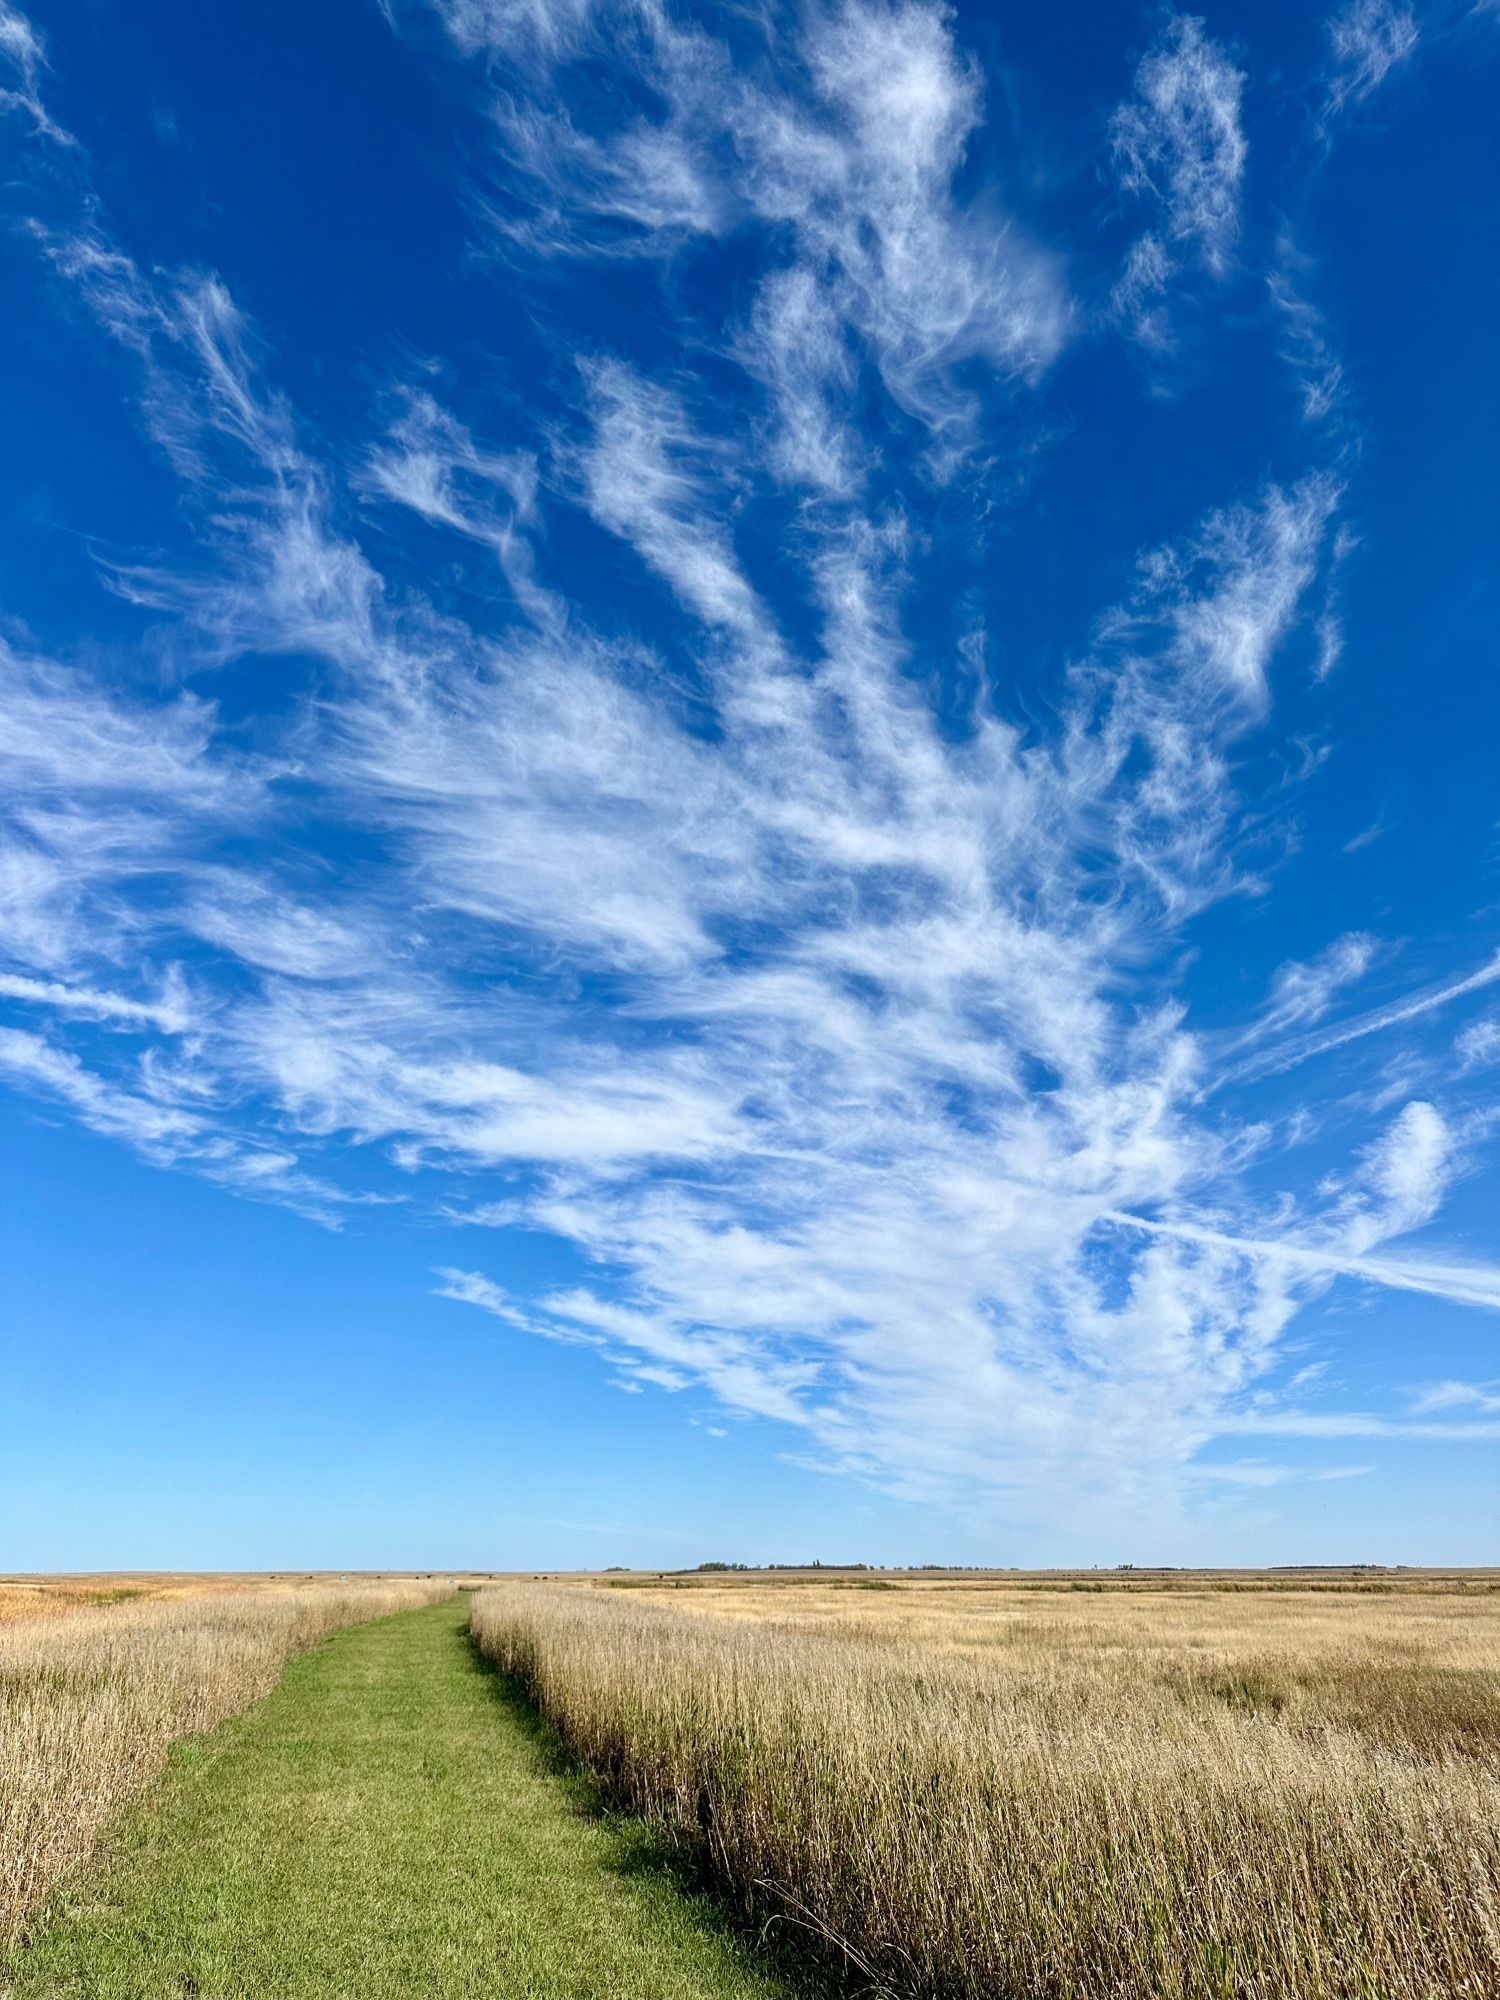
[472, 1570, 1500, 2000]
[0, 1575, 453, 1938]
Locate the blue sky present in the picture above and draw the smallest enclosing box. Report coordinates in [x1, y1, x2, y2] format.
[1, 0, 1497, 1571]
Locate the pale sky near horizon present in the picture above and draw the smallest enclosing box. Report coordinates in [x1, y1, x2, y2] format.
[2, 0, 1498, 1569]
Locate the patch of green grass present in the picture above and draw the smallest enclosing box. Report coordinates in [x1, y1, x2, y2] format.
[2, 1601, 797, 2000]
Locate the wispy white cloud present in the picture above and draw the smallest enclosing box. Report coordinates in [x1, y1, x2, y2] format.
[1408, 1378, 1500, 1415]
[1342, 814, 1389, 853]
[1235, 933, 1377, 1048]
[0, 635, 260, 975]
[36, 240, 383, 674]
[1456, 1016, 1500, 1070]
[432, 1266, 552, 1328]
[0, 1009, 378, 1225]
[1268, 234, 1350, 428]
[0, 970, 191, 1033]
[1110, 232, 1175, 350]
[1113, 16, 1246, 272]
[5, 242, 1353, 1514]
[1194, 1458, 1374, 1487]
[362, 390, 550, 616]
[578, 358, 777, 652]
[1323, 0, 1420, 120]
[423, 0, 1070, 449]
[3, 281, 1362, 1519]
[0, 1025, 202, 1150]
[0, 0, 71, 142]
[741, 266, 860, 494]
[1110, 15, 1245, 344]
[1223, 1409, 1500, 1440]
[422, 0, 598, 62]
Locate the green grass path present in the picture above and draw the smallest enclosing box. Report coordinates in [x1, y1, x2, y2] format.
[4, 1601, 792, 2000]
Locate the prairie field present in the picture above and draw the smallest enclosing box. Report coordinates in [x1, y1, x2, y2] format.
[472, 1570, 1500, 2000]
[0, 1575, 453, 1939]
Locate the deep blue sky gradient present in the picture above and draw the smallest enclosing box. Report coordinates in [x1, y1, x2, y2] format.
[2, 0, 1497, 1566]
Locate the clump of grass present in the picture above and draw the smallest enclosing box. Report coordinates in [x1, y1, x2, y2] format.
[0, 1579, 449, 1938]
[471, 1581, 1500, 2000]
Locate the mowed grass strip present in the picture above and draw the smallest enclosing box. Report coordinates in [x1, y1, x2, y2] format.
[2, 1600, 795, 2000]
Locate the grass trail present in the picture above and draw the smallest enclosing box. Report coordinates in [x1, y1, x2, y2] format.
[2, 1600, 795, 2000]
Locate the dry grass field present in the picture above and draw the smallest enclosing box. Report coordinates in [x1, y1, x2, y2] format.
[472, 1569, 1500, 2000]
[0, 1575, 453, 1938]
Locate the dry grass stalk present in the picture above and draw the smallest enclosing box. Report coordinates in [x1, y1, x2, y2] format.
[471, 1579, 1500, 1999]
[0, 1579, 450, 1937]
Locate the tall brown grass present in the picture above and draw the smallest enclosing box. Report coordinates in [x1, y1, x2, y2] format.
[472, 1577, 1500, 1999]
[0, 1578, 451, 1937]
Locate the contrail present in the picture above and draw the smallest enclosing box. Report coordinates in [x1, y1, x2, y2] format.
[1212, 950, 1500, 1091]
[1101, 1207, 1500, 1312]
